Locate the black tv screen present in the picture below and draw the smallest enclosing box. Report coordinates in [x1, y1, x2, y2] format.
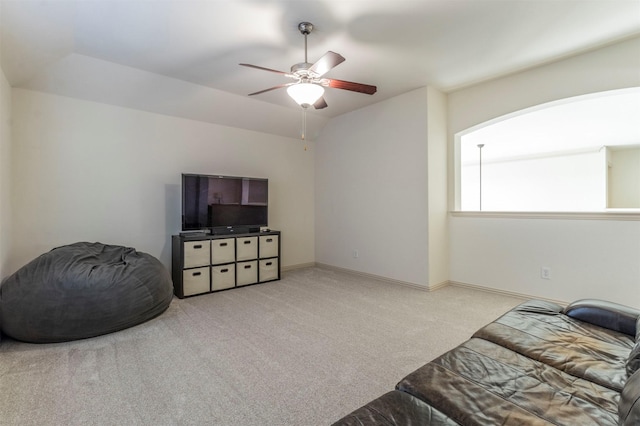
[182, 174, 268, 232]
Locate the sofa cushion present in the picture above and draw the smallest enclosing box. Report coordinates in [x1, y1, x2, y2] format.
[331, 390, 457, 426]
[397, 338, 619, 426]
[619, 369, 640, 426]
[473, 300, 634, 391]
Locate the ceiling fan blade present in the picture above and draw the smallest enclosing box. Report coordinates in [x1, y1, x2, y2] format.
[248, 83, 293, 96]
[240, 63, 289, 75]
[327, 78, 377, 95]
[309, 51, 345, 77]
[313, 97, 328, 110]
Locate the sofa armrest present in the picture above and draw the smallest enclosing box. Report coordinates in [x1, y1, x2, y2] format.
[563, 299, 640, 337]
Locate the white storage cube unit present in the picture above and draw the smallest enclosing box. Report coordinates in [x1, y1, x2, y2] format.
[259, 258, 279, 282]
[212, 264, 236, 291]
[212, 238, 235, 264]
[259, 235, 279, 258]
[183, 241, 210, 268]
[237, 261, 258, 286]
[182, 267, 210, 296]
[236, 236, 258, 261]
[172, 231, 280, 298]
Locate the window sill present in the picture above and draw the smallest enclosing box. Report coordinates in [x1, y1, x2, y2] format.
[450, 210, 640, 221]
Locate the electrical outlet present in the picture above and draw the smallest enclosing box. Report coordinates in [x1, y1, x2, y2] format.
[352, 249, 359, 259]
[541, 267, 551, 280]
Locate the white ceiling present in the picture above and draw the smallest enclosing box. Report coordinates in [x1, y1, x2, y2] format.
[2, 0, 640, 140]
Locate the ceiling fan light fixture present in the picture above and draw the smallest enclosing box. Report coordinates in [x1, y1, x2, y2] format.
[287, 83, 324, 107]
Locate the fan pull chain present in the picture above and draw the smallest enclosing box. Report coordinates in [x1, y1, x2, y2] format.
[301, 107, 307, 149]
[300, 107, 310, 150]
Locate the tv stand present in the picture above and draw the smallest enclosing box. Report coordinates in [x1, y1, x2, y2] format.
[171, 230, 280, 298]
[209, 226, 257, 235]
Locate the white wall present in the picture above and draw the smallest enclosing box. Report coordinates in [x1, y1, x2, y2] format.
[461, 150, 607, 211]
[449, 36, 640, 139]
[9, 89, 315, 274]
[0, 61, 11, 278]
[0, 0, 12, 278]
[609, 147, 640, 208]
[315, 88, 430, 287]
[449, 36, 640, 307]
[427, 87, 449, 287]
[450, 216, 640, 305]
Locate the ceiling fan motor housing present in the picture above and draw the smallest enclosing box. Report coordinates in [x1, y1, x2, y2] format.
[291, 62, 314, 78]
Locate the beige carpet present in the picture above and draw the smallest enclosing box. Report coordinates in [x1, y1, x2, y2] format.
[0, 267, 524, 425]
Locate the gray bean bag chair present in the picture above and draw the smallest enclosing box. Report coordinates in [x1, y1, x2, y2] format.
[0, 242, 173, 343]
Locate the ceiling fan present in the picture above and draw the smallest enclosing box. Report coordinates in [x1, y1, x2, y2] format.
[240, 22, 377, 110]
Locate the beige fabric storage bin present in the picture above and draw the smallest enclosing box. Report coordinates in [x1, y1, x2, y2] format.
[236, 260, 258, 286]
[236, 236, 258, 261]
[183, 241, 210, 268]
[212, 264, 235, 291]
[259, 258, 279, 282]
[259, 235, 279, 258]
[182, 267, 210, 296]
[212, 238, 235, 265]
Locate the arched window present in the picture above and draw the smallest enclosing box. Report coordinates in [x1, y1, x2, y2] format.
[456, 88, 640, 212]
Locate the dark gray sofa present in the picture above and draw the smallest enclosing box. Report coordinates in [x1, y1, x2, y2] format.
[333, 299, 640, 425]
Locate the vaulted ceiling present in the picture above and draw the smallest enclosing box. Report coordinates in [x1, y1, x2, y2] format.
[2, 0, 639, 139]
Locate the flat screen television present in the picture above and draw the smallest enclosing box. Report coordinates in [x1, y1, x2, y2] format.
[182, 173, 268, 234]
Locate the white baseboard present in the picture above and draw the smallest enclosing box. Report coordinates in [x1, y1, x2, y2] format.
[282, 264, 567, 304]
[281, 262, 316, 272]
[314, 263, 441, 292]
[448, 280, 568, 306]
[428, 279, 450, 291]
